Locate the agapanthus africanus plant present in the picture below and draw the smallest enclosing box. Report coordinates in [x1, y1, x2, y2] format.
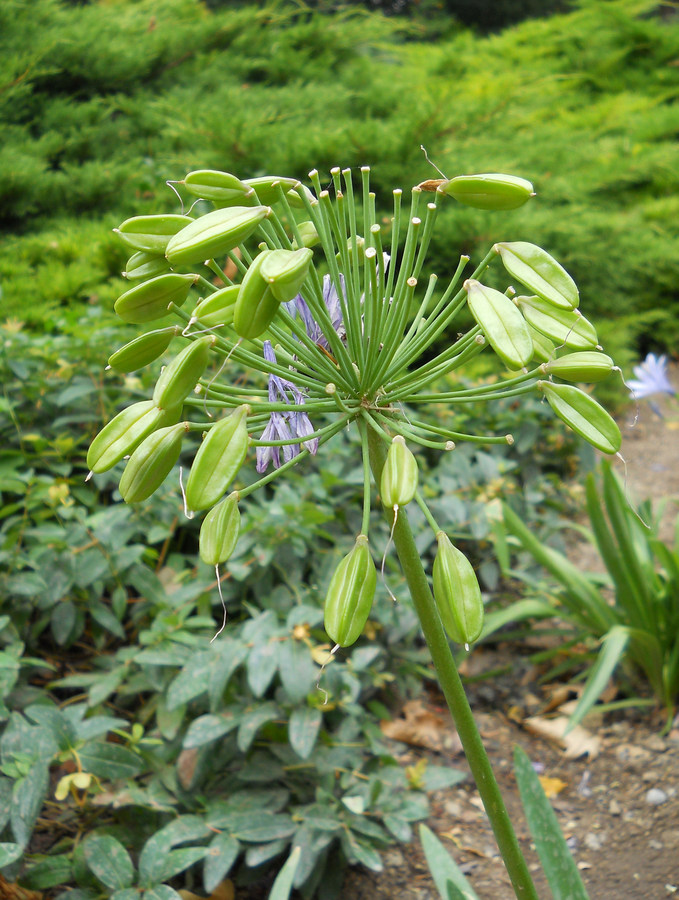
[89, 166, 620, 899]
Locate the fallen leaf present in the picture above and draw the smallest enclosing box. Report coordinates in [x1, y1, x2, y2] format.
[524, 715, 601, 759]
[538, 775, 568, 798]
[0, 875, 42, 900]
[380, 699, 447, 751]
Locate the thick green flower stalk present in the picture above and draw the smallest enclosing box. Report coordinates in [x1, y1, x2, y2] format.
[90, 165, 620, 899]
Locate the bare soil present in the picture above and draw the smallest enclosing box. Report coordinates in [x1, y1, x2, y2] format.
[340, 396, 679, 900]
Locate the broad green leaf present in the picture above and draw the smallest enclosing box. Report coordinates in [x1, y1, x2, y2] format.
[111, 891, 139, 900]
[143, 887, 182, 900]
[277, 639, 316, 704]
[246, 640, 279, 697]
[565, 626, 629, 734]
[11, 763, 49, 847]
[237, 702, 279, 753]
[0, 778, 12, 832]
[346, 838, 382, 872]
[21, 854, 72, 889]
[183, 712, 240, 749]
[514, 746, 590, 899]
[166, 650, 212, 709]
[288, 706, 322, 760]
[139, 832, 170, 886]
[83, 835, 134, 891]
[158, 814, 211, 847]
[208, 639, 249, 709]
[203, 832, 240, 893]
[268, 845, 301, 900]
[422, 765, 466, 792]
[228, 811, 296, 843]
[0, 842, 23, 867]
[419, 824, 479, 900]
[78, 742, 144, 780]
[245, 839, 287, 868]
[161, 847, 210, 880]
[383, 814, 412, 842]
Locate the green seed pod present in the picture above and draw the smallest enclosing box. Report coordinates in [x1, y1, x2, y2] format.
[152, 336, 213, 410]
[528, 324, 556, 364]
[191, 284, 241, 329]
[87, 401, 181, 473]
[107, 329, 174, 373]
[432, 532, 484, 646]
[119, 423, 186, 503]
[516, 295, 598, 350]
[199, 492, 241, 566]
[165, 206, 270, 267]
[292, 220, 320, 249]
[324, 534, 377, 648]
[543, 351, 614, 383]
[538, 380, 621, 454]
[495, 242, 579, 310]
[260, 248, 314, 303]
[465, 280, 533, 370]
[114, 273, 198, 324]
[123, 251, 172, 281]
[185, 406, 249, 512]
[381, 435, 418, 509]
[440, 174, 535, 211]
[233, 250, 281, 340]
[182, 169, 254, 205]
[115, 215, 194, 254]
[243, 176, 313, 208]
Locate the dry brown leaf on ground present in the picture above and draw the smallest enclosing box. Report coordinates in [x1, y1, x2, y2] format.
[0, 876, 42, 900]
[524, 714, 601, 759]
[380, 699, 447, 751]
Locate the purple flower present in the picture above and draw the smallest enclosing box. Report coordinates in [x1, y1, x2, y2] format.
[256, 342, 318, 472]
[284, 273, 345, 350]
[628, 353, 675, 400]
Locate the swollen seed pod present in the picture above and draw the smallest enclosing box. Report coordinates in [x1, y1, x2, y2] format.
[107, 330, 174, 374]
[233, 250, 281, 340]
[440, 174, 535, 211]
[165, 206, 270, 267]
[114, 273, 198, 324]
[115, 215, 194, 254]
[182, 170, 254, 205]
[432, 532, 484, 646]
[542, 351, 614, 383]
[243, 176, 313, 208]
[324, 535, 377, 648]
[538, 380, 621, 454]
[381, 436, 418, 509]
[199, 492, 241, 566]
[260, 248, 314, 304]
[495, 242, 579, 310]
[465, 280, 533, 370]
[190, 285, 241, 329]
[527, 324, 556, 365]
[185, 406, 250, 512]
[292, 220, 320, 249]
[152, 336, 213, 410]
[515, 295, 598, 350]
[118, 423, 186, 504]
[87, 401, 181, 474]
[123, 251, 171, 281]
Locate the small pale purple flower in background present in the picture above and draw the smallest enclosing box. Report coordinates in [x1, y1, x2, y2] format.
[628, 353, 675, 400]
[256, 341, 319, 473]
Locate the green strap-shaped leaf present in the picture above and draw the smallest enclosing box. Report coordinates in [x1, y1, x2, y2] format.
[565, 625, 629, 734]
[268, 845, 302, 900]
[418, 824, 480, 900]
[514, 746, 590, 900]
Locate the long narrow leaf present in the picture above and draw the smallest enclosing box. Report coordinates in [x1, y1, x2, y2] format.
[565, 625, 629, 734]
[419, 824, 480, 900]
[268, 845, 301, 900]
[481, 599, 555, 640]
[503, 504, 614, 633]
[513, 746, 590, 900]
